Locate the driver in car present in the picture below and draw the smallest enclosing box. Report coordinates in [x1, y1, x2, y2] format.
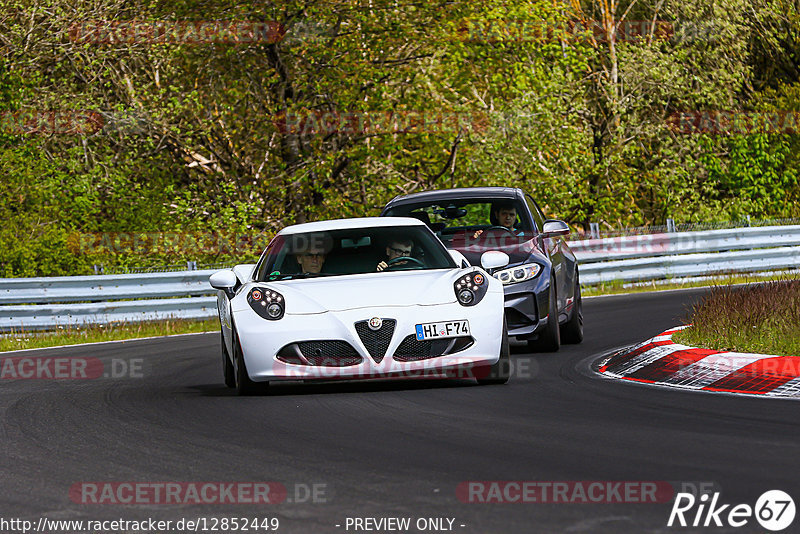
[377, 237, 414, 271]
[472, 201, 523, 239]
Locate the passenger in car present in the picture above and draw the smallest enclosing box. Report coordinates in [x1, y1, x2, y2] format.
[295, 247, 327, 274]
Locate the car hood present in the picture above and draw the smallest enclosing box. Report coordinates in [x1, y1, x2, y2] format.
[232, 269, 462, 314]
[446, 233, 542, 266]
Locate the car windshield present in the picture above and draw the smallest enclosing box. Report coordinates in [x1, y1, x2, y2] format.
[254, 225, 455, 281]
[383, 198, 533, 248]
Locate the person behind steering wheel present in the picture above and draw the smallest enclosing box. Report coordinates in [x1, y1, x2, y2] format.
[377, 237, 416, 271]
[472, 200, 523, 239]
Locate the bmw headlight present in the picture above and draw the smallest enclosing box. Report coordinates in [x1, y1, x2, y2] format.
[453, 271, 488, 307]
[248, 287, 285, 320]
[493, 263, 542, 285]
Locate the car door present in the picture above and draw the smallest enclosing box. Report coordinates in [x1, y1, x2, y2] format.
[525, 194, 569, 314]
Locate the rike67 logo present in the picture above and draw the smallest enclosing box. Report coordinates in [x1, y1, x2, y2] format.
[668, 490, 795, 531]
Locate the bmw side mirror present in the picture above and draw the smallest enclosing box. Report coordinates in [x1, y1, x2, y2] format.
[209, 270, 238, 299]
[480, 251, 510, 271]
[541, 219, 570, 239]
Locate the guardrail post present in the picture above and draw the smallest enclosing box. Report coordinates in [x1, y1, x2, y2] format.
[666, 219, 676, 233]
[589, 222, 600, 239]
[92, 264, 104, 275]
[186, 260, 197, 271]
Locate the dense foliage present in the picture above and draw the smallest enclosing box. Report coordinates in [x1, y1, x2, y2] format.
[0, 0, 798, 276]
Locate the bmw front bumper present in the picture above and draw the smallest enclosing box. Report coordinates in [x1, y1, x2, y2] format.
[501, 276, 550, 340]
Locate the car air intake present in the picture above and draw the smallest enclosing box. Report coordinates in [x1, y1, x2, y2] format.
[277, 341, 363, 367]
[354, 319, 397, 363]
[393, 335, 474, 362]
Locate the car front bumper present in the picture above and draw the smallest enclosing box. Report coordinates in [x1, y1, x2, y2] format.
[501, 276, 550, 339]
[234, 299, 503, 382]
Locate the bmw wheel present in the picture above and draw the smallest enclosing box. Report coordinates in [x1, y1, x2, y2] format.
[560, 272, 584, 344]
[528, 276, 561, 352]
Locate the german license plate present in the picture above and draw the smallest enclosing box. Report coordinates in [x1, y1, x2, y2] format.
[415, 320, 470, 341]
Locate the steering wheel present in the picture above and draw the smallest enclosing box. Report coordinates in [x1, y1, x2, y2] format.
[385, 256, 426, 270]
[485, 225, 516, 235]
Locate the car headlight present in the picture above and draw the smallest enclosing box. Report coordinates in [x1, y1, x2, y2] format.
[453, 271, 488, 307]
[248, 287, 285, 320]
[493, 263, 542, 285]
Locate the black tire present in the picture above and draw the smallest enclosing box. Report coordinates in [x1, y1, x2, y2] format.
[477, 318, 510, 385]
[560, 273, 584, 344]
[528, 277, 561, 352]
[232, 328, 266, 396]
[221, 331, 236, 388]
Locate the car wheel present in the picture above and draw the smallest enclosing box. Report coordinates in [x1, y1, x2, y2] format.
[476, 318, 510, 385]
[221, 330, 236, 388]
[560, 272, 584, 344]
[528, 277, 560, 352]
[232, 327, 265, 396]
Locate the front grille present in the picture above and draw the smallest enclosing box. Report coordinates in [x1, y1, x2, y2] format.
[393, 334, 474, 362]
[295, 341, 362, 366]
[354, 319, 396, 363]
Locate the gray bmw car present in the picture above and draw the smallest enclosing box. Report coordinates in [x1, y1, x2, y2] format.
[381, 187, 582, 351]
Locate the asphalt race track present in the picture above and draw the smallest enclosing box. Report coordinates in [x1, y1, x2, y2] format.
[1, 288, 798, 534]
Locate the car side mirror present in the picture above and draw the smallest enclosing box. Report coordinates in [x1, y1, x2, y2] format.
[480, 251, 510, 271]
[232, 264, 256, 284]
[209, 270, 238, 299]
[541, 219, 570, 239]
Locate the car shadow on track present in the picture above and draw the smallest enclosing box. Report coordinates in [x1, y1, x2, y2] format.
[189, 377, 488, 397]
[188, 338, 550, 397]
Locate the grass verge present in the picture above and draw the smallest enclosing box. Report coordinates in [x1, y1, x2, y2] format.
[0, 318, 218, 352]
[672, 277, 800, 356]
[582, 271, 798, 296]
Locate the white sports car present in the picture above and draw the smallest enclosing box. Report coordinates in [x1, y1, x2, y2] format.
[209, 217, 511, 394]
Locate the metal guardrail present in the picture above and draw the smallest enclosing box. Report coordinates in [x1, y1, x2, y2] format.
[577, 246, 800, 285]
[569, 225, 800, 263]
[568, 225, 800, 285]
[1, 224, 798, 331]
[0, 270, 219, 331]
[0, 270, 217, 305]
[579, 217, 800, 238]
[1, 297, 217, 331]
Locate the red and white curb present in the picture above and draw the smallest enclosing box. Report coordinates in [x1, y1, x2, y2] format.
[598, 326, 800, 398]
